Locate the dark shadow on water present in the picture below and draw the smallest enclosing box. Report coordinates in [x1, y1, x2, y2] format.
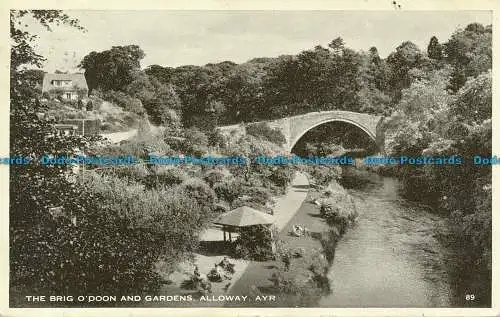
[264, 265, 276, 269]
[338, 175, 375, 190]
[197, 241, 234, 257]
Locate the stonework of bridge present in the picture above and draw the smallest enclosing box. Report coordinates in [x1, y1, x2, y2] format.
[218, 110, 384, 153]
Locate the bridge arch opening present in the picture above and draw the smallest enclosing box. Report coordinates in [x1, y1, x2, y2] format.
[290, 119, 378, 156]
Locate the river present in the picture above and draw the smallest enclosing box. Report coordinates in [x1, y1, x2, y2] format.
[319, 169, 482, 308]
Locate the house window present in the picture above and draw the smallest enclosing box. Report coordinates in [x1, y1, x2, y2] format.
[52, 80, 72, 87]
[65, 92, 72, 100]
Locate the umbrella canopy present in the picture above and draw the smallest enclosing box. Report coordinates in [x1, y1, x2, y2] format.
[214, 206, 275, 227]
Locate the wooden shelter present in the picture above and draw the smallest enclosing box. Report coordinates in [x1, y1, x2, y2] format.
[213, 206, 275, 242]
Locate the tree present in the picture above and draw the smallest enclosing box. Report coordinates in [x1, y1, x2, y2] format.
[162, 108, 183, 137]
[386, 41, 425, 101]
[10, 9, 97, 302]
[356, 47, 391, 114]
[9, 10, 178, 305]
[427, 36, 443, 60]
[449, 71, 491, 125]
[328, 37, 345, 55]
[79, 45, 145, 92]
[260, 39, 364, 118]
[383, 60, 492, 305]
[368, 46, 381, 65]
[384, 68, 452, 157]
[444, 23, 492, 91]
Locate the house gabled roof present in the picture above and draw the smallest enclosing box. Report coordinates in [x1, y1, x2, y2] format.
[42, 73, 88, 92]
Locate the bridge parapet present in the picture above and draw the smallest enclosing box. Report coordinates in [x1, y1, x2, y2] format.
[218, 110, 384, 153]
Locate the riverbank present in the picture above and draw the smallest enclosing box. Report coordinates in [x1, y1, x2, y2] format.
[225, 178, 357, 307]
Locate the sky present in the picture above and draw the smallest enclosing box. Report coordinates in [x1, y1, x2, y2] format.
[25, 10, 492, 73]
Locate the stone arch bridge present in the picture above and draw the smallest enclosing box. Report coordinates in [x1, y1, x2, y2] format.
[218, 110, 384, 153]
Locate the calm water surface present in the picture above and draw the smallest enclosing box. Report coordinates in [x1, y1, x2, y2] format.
[319, 171, 456, 307]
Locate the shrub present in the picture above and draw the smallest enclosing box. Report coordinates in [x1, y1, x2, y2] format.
[105, 123, 173, 159]
[35, 171, 218, 298]
[163, 136, 184, 152]
[100, 122, 113, 132]
[179, 178, 217, 212]
[162, 108, 183, 137]
[90, 172, 220, 266]
[268, 166, 294, 191]
[203, 170, 225, 187]
[239, 185, 273, 206]
[208, 128, 227, 148]
[245, 122, 287, 146]
[154, 166, 189, 187]
[182, 128, 209, 156]
[233, 225, 277, 261]
[107, 164, 149, 183]
[307, 165, 341, 187]
[214, 180, 243, 204]
[231, 199, 273, 214]
[319, 196, 358, 234]
[268, 248, 330, 307]
[100, 90, 146, 115]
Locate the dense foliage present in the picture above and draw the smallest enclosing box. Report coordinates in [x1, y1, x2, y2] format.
[268, 248, 330, 306]
[234, 225, 278, 261]
[382, 24, 492, 304]
[245, 122, 287, 146]
[10, 9, 492, 307]
[10, 10, 111, 303]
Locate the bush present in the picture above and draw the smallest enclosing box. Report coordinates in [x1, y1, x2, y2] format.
[245, 122, 287, 146]
[99, 90, 146, 115]
[307, 165, 341, 187]
[105, 164, 149, 183]
[319, 197, 357, 234]
[239, 185, 273, 206]
[203, 170, 225, 187]
[214, 180, 243, 204]
[18, 171, 219, 299]
[104, 122, 172, 159]
[233, 225, 277, 261]
[179, 178, 217, 212]
[154, 166, 189, 186]
[231, 199, 273, 214]
[182, 128, 209, 156]
[208, 128, 227, 148]
[268, 166, 294, 191]
[268, 248, 330, 307]
[80, 172, 221, 288]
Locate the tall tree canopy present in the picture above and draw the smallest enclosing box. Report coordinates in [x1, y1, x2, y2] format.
[444, 23, 492, 91]
[79, 45, 145, 92]
[427, 36, 443, 60]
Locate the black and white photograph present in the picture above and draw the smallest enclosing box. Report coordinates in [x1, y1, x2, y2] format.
[3, 2, 496, 315]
